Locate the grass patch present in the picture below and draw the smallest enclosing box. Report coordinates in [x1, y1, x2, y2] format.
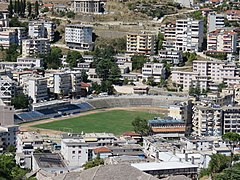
[32, 110, 162, 135]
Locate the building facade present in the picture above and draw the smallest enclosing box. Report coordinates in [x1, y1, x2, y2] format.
[126, 32, 156, 55]
[71, 0, 103, 13]
[142, 63, 165, 83]
[22, 38, 50, 57]
[207, 12, 225, 32]
[65, 24, 93, 50]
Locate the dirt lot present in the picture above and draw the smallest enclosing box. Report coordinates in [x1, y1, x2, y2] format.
[20, 107, 168, 136]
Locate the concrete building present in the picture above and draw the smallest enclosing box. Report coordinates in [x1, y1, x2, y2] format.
[53, 73, 71, 96]
[0, 75, 15, 106]
[17, 57, 43, 68]
[126, 32, 156, 55]
[2, 27, 27, 45]
[16, 132, 44, 169]
[28, 21, 46, 38]
[172, 60, 240, 91]
[160, 22, 176, 50]
[222, 106, 240, 134]
[174, 0, 193, 8]
[117, 61, 132, 74]
[207, 12, 225, 32]
[22, 38, 50, 57]
[0, 103, 14, 126]
[158, 50, 183, 65]
[142, 63, 165, 83]
[65, 24, 93, 50]
[175, 19, 204, 52]
[0, 30, 17, 49]
[43, 21, 55, 42]
[71, 0, 104, 13]
[207, 29, 238, 53]
[0, 125, 18, 153]
[23, 77, 48, 103]
[148, 118, 186, 138]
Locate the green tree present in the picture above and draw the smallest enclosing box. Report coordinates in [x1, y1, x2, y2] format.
[132, 55, 147, 71]
[81, 70, 88, 83]
[218, 82, 227, 92]
[34, 1, 39, 16]
[66, 11, 75, 18]
[83, 155, 104, 170]
[146, 76, 156, 86]
[132, 117, 151, 136]
[44, 47, 62, 69]
[6, 145, 16, 153]
[27, 1, 32, 17]
[8, 0, 14, 17]
[208, 154, 230, 178]
[41, 7, 49, 13]
[66, 51, 83, 68]
[11, 94, 29, 109]
[101, 80, 114, 95]
[157, 32, 164, 50]
[4, 43, 20, 62]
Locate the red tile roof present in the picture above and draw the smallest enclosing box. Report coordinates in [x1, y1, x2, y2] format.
[43, 3, 54, 8]
[200, 8, 213, 11]
[122, 132, 141, 137]
[226, 10, 240, 15]
[80, 82, 91, 88]
[93, 147, 111, 154]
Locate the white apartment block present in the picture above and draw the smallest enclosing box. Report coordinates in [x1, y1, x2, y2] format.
[70, 71, 82, 98]
[172, 60, 240, 91]
[29, 21, 55, 42]
[126, 32, 156, 55]
[207, 29, 237, 53]
[0, 30, 17, 49]
[3, 27, 27, 45]
[28, 21, 45, 39]
[22, 38, 50, 57]
[17, 57, 43, 68]
[23, 77, 48, 103]
[176, 19, 204, 52]
[142, 62, 165, 82]
[0, 125, 18, 153]
[117, 61, 132, 74]
[65, 24, 93, 50]
[71, 0, 103, 13]
[53, 73, 71, 95]
[0, 75, 15, 106]
[207, 12, 225, 32]
[158, 50, 183, 65]
[160, 22, 176, 50]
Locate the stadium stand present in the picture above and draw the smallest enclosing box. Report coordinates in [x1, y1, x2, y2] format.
[75, 102, 94, 111]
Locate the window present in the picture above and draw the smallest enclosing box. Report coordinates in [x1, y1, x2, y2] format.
[72, 151, 75, 154]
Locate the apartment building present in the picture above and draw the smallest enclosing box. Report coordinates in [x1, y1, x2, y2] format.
[23, 77, 48, 103]
[142, 62, 165, 82]
[65, 24, 93, 50]
[207, 29, 237, 53]
[172, 60, 240, 91]
[158, 50, 183, 65]
[225, 10, 240, 21]
[126, 32, 156, 55]
[29, 21, 55, 42]
[71, 0, 103, 13]
[0, 75, 15, 106]
[28, 21, 46, 38]
[16, 132, 44, 169]
[207, 12, 225, 32]
[22, 38, 50, 57]
[222, 107, 240, 134]
[53, 72, 71, 96]
[175, 19, 204, 52]
[0, 125, 18, 153]
[70, 71, 82, 98]
[160, 22, 176, 50]
[17, 57, 43, 68]
[2, 27, 27, 45]
[174, 0, 193, 8]
[116, 61, 132, 74]
[43, 21, 55, 42]
[0, 30, 17, 49]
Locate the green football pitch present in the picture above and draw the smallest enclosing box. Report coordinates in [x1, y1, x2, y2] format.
[32, 110, 162, 135]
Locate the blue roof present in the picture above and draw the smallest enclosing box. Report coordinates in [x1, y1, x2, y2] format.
[148, 118, 184, 125]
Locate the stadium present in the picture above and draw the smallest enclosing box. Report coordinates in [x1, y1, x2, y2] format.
[17, 95, 188, 135]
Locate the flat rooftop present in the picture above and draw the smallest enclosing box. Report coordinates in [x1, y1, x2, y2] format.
[131, 162, 198, 171]
[18, 132, 43, 142]
[33, 153, 66, 169]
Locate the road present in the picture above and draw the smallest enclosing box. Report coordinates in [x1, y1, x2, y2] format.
[196, 52, 221, 61]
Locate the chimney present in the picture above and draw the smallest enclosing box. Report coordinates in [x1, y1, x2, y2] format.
[191, 156, 195, 164]
[155, 151, 159, 162]
[185, 153, 188, 162]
